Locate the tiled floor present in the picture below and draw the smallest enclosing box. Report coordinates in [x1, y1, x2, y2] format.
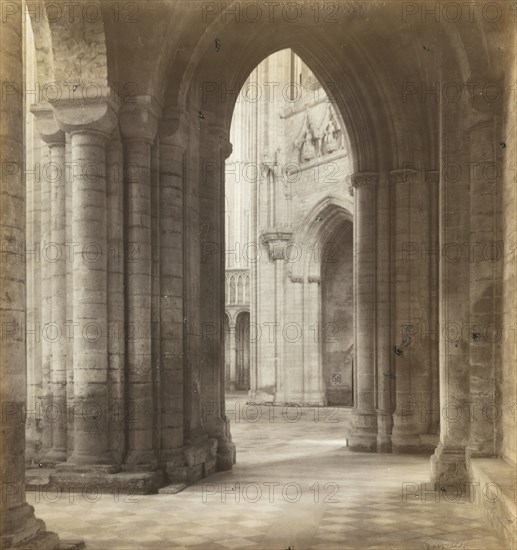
[28, 392, 508, 549]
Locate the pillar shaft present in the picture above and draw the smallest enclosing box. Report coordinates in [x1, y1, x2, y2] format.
[47, 139, 67, 462]
[390, 168, 433, 452]
[67, 129, 113, 466]
[229, 325, 237, 389]
[107, 131, 125, 464]
[158, 125, 187, 462]
[118, 99, 160, 468]
[375, 173, 393, 451]
[431, 94, 472, 486]
[305, 277, 324, 404]
[198, 122, 235, 470]
[0, 7, 59, 547]
[123, 137, 156, 467]
[40, 142, 53, 458]
[349, 172, 378, 451]
[30, 103, 69, 465]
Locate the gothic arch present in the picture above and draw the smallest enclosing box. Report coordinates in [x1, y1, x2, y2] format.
[290, 194, 353, 281]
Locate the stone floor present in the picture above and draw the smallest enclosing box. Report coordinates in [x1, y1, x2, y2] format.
[27, 392, 509, 549]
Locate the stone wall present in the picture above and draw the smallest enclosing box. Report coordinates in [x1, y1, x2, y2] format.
[500, 32, 516, 467]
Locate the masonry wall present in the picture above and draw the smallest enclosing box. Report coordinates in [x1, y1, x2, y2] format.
[500, 34, 517, 467]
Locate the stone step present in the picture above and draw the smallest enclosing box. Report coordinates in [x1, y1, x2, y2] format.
[468, 457, 517, 549]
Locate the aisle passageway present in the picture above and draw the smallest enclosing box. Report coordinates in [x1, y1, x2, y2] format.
[28, 393, 506, 549]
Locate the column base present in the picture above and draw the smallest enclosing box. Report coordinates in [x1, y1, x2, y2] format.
[297, 391, 326, 407]
[248, 389, 275, 403]
[216, 438, 236, 472]
[41, 449, 67, 467]
[391, 412, 438, 453]
[348, 410, 378, 452]
[376, 410, 393, 453]
[49, 463, 163, 494]
[1, 504, 59, 549]
[65, 450, 118, 467]
[123, 450, 159, 471]
[430, 442, 469, 489]
[214, 416, 236, 472]
[166, 436, 219, 484]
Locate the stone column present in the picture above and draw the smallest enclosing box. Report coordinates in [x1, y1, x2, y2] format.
[107, 129, 125, 465]
[305, 276, 325, 404]
[259, 232, 291, 403]
[375, 173, 393, 451]
[120, 97, 160, 468]
[467, 119, 502, 457]
[206, 124, 235, 471]
[349, 172, 378, 451]
[430, 93, 471, 487]
[65, 134, 74, 456]
[390, 167, 433, 452]
[228, 323, 237, 390]
[51, 92, 119, 469]
[31, 105, 68, 464]
[427, 170, 440, 437]
[158, 109, 189, 469]
[0, 6, 59, 547]
[39, 140, 53, 460]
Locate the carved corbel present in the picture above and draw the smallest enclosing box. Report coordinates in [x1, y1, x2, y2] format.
[260, 230, 293, 261]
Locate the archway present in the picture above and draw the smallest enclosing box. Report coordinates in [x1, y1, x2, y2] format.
[235, 311, 250, 391]
[222, 48, 355, 408]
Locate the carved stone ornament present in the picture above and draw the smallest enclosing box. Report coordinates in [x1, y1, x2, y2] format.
[260, 231, 293, 261]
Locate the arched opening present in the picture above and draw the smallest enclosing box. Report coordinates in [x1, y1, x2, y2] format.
[224, 47, 355, 443]
[235, 311, 250, 391]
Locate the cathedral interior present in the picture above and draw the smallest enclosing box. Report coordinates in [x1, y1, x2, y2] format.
[0, 1, 515, 549]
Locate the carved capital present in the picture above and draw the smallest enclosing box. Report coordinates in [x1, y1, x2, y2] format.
[260, 231, 292, 261]
[351, 172, 378, 188]
[119, 95, 161, 143]
[30, 103, 65, 144]
[159, 105, 190, 148]
[290, 275, 304, 284]
[50, 85, 119, 137]
[209, 124, 232, 159]
[308, 276, 321, 284]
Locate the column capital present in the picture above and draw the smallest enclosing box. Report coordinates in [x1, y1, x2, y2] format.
[50, 85, 119, 138]
[389, 168, 418, 185]
[260, 230, 292, 261]
[308, 276, 321, 284]
[159, 105, 190, 148]
[351, 172, 379, 188]
[119, 95, 161, 143]
[209, 124, 233, 159]
[30, 102, 65, 145]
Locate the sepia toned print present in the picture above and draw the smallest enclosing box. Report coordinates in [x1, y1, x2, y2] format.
[0, 1, 515, 549]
